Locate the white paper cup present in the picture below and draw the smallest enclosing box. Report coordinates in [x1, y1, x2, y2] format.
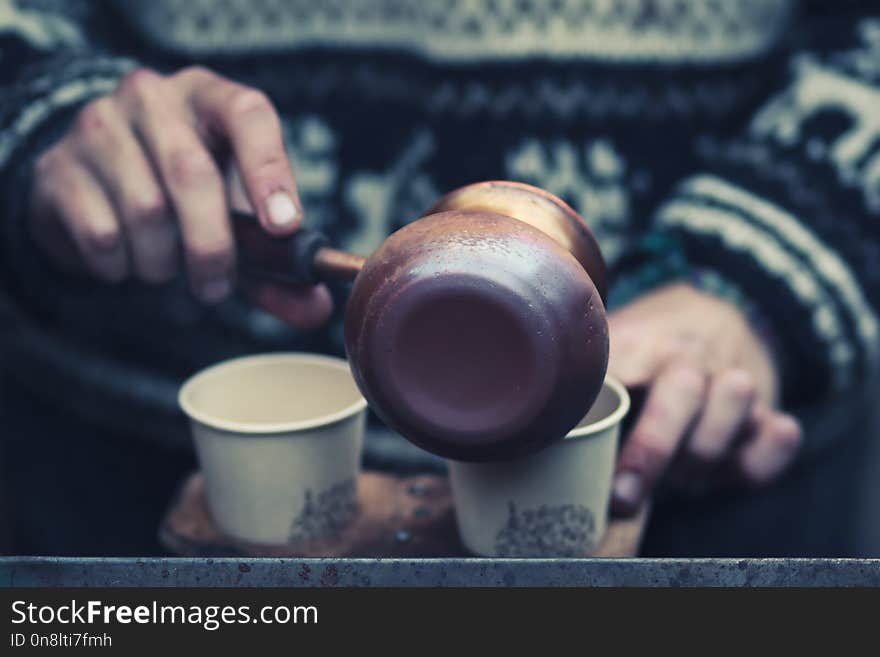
[448, 376, 630, 557]
[178, 353, 367, 545]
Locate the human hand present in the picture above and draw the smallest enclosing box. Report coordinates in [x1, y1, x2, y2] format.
[29, 66, 332, 327]
[608, 283, 802, 515]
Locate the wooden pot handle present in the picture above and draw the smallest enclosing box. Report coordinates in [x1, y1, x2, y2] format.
[231, 210, 364, 285]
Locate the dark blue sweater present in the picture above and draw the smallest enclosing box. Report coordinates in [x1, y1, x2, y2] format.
[1, 0, 878, 445]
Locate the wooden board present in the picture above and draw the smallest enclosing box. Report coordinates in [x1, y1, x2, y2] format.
[160, 471, 650, 558]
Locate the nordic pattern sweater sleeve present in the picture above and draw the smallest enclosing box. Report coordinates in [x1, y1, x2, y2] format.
[0, 2, 135, 303]
[632, 11, 880, 407]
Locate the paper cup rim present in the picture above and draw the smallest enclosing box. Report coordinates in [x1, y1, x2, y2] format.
[564, 375, 630, 440]
[178, 353, 368, 435]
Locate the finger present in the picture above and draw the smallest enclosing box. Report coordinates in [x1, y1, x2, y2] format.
[685, 368, 756, 468]
[240, 278, 333, 329]
[187, 71, 301, 234]
[607, 313, 659, 386]
[612, 362, 707, 515]
[30, 151, 84, 272]
[123, 72, 234, 303]
[31, 147, 128, 281]
[225, 162, 252, 213]
[734, 410, 802, 487]
[608, 321, 706, 389]
[71, 98, 178, 283]
[607, 334, 658, 388]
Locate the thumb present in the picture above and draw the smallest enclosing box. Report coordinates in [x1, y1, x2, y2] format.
[608, 316, 665, 388]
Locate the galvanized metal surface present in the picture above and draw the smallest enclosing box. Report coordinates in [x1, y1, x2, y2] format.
[2, 557, 880, 587]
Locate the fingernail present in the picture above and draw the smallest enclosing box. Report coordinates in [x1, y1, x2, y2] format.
[200, 278, 231, 303]
[613, 472, 642, 507]
[265, 191, 298, 227]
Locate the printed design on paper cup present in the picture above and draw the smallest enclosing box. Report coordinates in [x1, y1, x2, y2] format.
[494, 501, 597, 557]
[288, 478, 358, 543]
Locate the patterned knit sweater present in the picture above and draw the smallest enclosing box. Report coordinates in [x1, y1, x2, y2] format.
[1, 0, 879, 442]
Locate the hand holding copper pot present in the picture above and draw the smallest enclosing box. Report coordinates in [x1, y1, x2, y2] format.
[233, 181, 609, 462]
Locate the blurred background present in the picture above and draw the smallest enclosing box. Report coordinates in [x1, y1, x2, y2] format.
[1, 0, 880, 558]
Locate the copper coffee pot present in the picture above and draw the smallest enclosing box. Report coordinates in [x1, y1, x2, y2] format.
[233, 181, 609, 462]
